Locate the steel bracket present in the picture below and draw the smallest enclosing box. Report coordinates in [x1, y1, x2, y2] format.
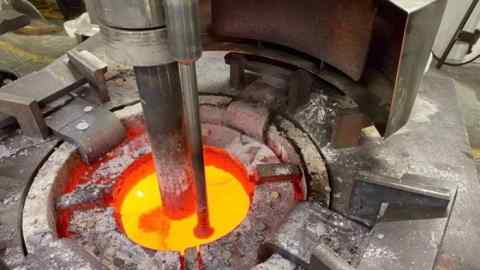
[0, 92, 49, 139]
[0, 49, 111, 139]
[46, 97, 126, 164]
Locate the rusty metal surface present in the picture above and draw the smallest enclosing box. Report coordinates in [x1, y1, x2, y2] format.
[211, 0, 377, 81]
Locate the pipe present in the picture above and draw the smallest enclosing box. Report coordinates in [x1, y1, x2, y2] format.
[179, 63, 213, 238]
[164, 0, 202, 62]
[134, 64, 196, 219]
[165, 0, 213, 238]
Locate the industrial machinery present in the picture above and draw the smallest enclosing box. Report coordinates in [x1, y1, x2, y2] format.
[2, 0, 478, 269]
[85, 0, 214, 238]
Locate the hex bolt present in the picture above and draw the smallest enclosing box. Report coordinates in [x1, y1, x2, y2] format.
[75, 121, 89, 131]
[83, 106, 94, 113]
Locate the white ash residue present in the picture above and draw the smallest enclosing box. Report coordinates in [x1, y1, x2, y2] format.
[91, 135, 151, 183]
[69, 208, 117, 234]
[363, 246, 398, 261]
[2, 193, 20, 205]
[410, 96, 438, 123]
[295, 94, 329, 123]
[0, 144, 13, 159]
[272, 166, 292, 176]
[56, 182, 112, 209]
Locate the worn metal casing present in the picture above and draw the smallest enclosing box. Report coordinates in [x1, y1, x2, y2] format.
[85, 0, 165, 30]
[370, 0, 447, 136]
[211, 0, 377, 81]
[164, 0, 202, 62]
[100, 25, 174, 67]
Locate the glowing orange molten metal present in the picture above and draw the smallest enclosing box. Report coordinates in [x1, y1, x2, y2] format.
[113, 147, 253, 252]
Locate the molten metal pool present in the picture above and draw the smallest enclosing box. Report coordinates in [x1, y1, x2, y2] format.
[112, 147, 254, 252]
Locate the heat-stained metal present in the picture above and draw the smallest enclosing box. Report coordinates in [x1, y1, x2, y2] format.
[165, 0, 213, 237]
[164, 0, 202, 62]
[373, 0, 447, 136]
[134, 64, 196, 218]
[209, 0, 447, 137]
[99, 25, 173, 67]
[89, 0, 203, 218]
[85, 0, 165, 30]
[178, 63, 213, 238]
[211, 0, 377, 81]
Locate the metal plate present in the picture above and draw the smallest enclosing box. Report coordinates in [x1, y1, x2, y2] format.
[46, 97, 126, 163]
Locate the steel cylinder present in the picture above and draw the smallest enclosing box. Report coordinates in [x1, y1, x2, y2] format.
[134, 64, 196, 219]
[87, 0, 166, 30]
[100, 25, 174, 67]
[178, 63, 213, 236]
[164, 0, 202, 62]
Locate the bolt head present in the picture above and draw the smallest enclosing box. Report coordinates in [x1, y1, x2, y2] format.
[76, 121, 89, 131]
[83, 106, 94, 113]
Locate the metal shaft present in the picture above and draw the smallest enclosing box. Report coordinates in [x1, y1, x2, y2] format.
[134, 64, 196, 219]
[165, 0, 213, 238]
[178, 63, 213, 238]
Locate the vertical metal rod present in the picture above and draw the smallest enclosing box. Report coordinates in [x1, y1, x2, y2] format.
[178, 63, 214, 238]
[134, 64, 196, 219]
[165, 0, 212, 237]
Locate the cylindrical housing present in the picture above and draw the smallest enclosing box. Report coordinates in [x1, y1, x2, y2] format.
[88, 0, 166, 30]
[134, 64, 196, 219]
[164, 0, 202, 62]
[100, 25, 174, 67]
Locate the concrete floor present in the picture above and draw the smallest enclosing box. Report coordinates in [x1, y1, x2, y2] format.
[431, 62, 480, 157]
[0, 28, 77, 76]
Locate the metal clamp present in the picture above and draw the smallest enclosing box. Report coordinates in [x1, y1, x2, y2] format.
[0, 49, 111, 139]
[46, 97, 126, 164]
[0, 92, 49, 139]
[67, 50, 110, 102]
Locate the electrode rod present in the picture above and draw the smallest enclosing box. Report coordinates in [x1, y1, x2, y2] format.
[134, 64, 196, 219]
[165, 0, 213, 238]
[179, 62, 213, 238]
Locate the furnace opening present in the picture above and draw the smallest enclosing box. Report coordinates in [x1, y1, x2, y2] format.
[112, 146, 254, 252]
